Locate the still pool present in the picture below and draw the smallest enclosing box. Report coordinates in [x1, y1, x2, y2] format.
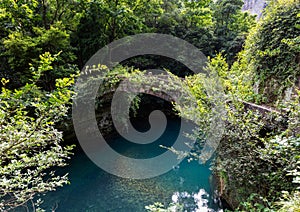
[41, 119, 223, 211]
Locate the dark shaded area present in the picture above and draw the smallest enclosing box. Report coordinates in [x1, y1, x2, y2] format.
[108, 116, 180, 159]
[121, 55, 194, 77]
[102, 94, 181, 159]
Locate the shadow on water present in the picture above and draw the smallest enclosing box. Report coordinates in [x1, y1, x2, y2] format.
[40, 117, 224, 211]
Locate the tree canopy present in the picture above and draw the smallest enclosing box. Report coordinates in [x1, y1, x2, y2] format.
[0, 0, 299, 211]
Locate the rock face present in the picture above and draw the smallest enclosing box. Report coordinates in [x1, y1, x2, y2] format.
[242, 0, 267, 18]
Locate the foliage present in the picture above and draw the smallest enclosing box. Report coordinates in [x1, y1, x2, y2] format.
[208, 52, 255, 100]
[1, 0, 298, 211]
[211, 0, 256, 63]
[234, 193, 274, 212]
[212, 60, 300, 210]
[145, 202, 183, 212]
[73, 0, 254, 76]
[0, 52, 75, 211]
[2, 23, 76, 89]
[244, 0, 300, 103]
[0, 0, 256, 86]
[153, 50, 299, 210]
[206, 3, 300, 207]
[276, 191, 300, 211]
[77, 64, 139, 109]
[72, 0, 162, 67]
[155, 0, 213, 45]
[0, 0, 83, 88]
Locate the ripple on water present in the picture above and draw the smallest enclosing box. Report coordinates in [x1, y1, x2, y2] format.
[40, 119, 223, 211]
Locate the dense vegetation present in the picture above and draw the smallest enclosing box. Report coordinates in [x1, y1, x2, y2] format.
[0, 53, 75, 211]
[0, 0, 254, 88]
[213, 0, 300, 210]
[0, 0, 299, 211]
[171, 0, 300, 210]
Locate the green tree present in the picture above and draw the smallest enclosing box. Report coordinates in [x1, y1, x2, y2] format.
[0, 0, 84, 89]
[155, 0, 214, 55]
[211, 0, 256, 63]
[0, 52, 75, 211]
[73, 0, 163, 67]
[244, 0, 300, 103]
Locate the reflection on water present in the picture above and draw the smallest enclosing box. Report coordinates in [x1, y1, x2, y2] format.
[40, 119, 223, 211]
[170, 189, 223, 212]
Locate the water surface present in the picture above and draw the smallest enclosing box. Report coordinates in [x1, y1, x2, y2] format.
[42, 119, 223, 211]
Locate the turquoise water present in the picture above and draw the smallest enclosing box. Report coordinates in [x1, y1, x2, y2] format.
[41, 119, 223, 211]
